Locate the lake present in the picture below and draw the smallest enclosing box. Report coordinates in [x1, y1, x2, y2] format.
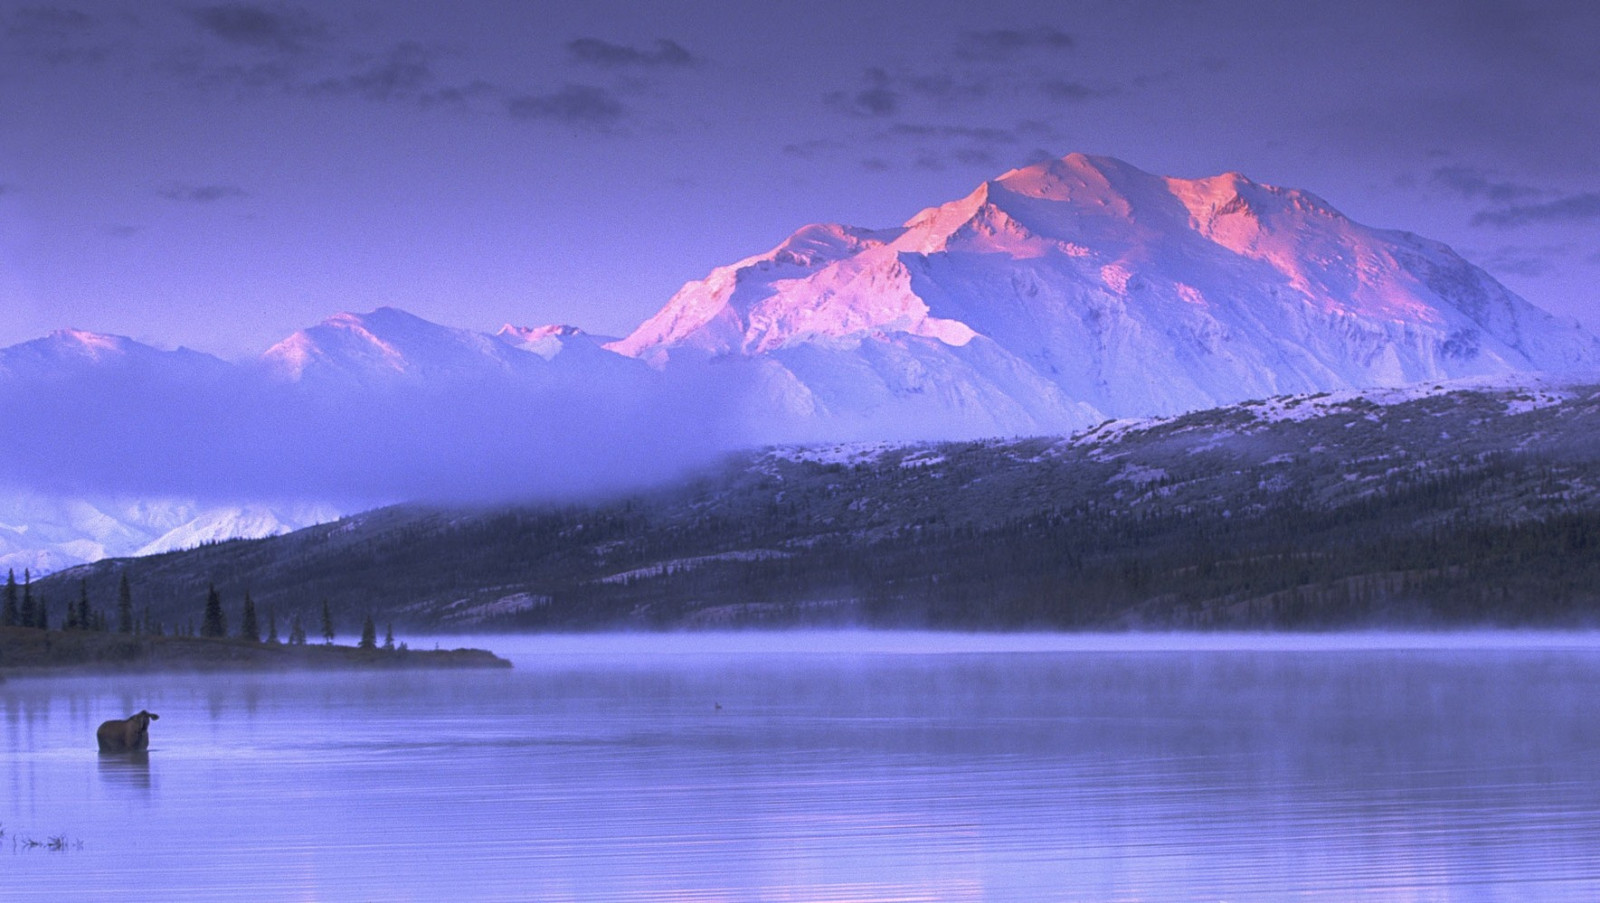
[6, 632, 1600, 901]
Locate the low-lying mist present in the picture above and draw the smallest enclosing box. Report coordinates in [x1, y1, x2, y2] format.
[0, 359, 758, 508]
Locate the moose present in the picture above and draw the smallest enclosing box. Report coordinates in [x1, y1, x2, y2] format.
[97, 710, 160, 753]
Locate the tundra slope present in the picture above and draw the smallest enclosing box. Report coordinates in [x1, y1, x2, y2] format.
[41, 378, 1600, 630]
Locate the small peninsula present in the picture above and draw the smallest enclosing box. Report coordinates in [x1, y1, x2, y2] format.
[0, 625, 511, 675]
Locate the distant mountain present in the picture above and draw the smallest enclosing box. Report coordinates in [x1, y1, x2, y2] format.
[0, 315, 684, 574]
[259, 307, 636, 385]
[42, 378, 1600, 631]
[5, 153, 1600, 572]
[0, 492, 337, 575]
[0, 328, 232, 382]
[609, 153, 1599, 438]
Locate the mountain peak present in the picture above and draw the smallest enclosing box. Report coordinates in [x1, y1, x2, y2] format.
[608, 152, 1600, 433]
[260, 307, 535, 383]
[2, 328, 178, 369]
[495, 323, 589, 359]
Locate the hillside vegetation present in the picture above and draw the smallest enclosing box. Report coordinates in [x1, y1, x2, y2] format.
[37, 382, 1600, 631]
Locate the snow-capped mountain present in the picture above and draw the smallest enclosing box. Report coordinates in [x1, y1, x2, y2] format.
[5, 152, 1599, 571]
[494, 323, 613, 359]
[0, 492, 337, 575]
[609, 153, 1599, 437]
[260, 307, 650, 393]
[0, 328, 231, 381]
[260, 307, 548, 384]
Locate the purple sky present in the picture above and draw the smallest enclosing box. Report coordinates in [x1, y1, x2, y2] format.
[2, 0, 1597, 359]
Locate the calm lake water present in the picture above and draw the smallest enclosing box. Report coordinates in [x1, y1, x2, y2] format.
[6, 632, 1600, 901]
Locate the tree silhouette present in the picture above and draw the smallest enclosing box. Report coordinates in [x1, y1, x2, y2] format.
[266, 607, 281, 644]
[201, 584, 227, 638]
[117, 575, 134, 634]
[289, 611, 307, 645]
[320, 600, 335, 645]
[4, 569, 18, 627]
[20, 569, 35, 629]
[240, 591, 260, 643]
[383, 623, 395, 651]
[359, 613, 377, 650]
[76, 580, 92, 632]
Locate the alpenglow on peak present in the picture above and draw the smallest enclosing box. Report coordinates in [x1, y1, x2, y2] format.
[604, 153, 1598, 440]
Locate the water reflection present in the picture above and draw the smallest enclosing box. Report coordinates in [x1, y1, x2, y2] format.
[4, 635, 1600, 901]
[96, 750, 152, 792]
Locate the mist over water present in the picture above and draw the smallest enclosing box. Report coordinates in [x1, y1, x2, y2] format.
[7, 632, 1600, 901]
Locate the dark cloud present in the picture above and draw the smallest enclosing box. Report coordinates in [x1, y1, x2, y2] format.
[505, 84, 624, 127]
[950, 147, 997, 167]
[1021, 147, 1062, 167]
[1430, 165, 1543, 203]
[1479, 244, 1569, 278]
[3, 4, 111, 65]
[566, 37, 697, 68]
[954, 26, 1074, 61]
[887, 124, 1021, 145]
[158, 182, 248, 203]
[1473, 193, 1600, 228]
[1040, 78, 1116, 102]
[824, 67, 898, 117]
[782, 138, 846, 159]
[163, 22, 627, 130]
[900, 71, 990, 103]
[311, 41, 434, 102]
[183, 4, 327, 54]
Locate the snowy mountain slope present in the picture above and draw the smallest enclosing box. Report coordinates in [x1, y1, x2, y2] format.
[133, 503, 341, 557]
[610, 154, 1600, 437]
[0, 329, 232, 382]
[0, 313, 671, 572]
[494, 323, 616, 359]
[0, 492, 337, 575]
[260, 307, 548, 384]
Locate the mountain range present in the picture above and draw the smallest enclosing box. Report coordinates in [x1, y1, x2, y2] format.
[3, 153, 1597, 574]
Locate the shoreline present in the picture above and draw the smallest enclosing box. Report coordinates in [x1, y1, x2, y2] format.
[0, 625, 512, 675]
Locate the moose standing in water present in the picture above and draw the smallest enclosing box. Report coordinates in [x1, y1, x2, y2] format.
[97, 710, 159, 753]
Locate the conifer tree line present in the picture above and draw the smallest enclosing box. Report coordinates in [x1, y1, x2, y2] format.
[175, 584, 399, 650]
[3, 569, 161, 634]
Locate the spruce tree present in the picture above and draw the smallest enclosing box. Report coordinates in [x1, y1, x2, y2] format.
[201, 584, 227, 638]
[383, 623, 395, 651]
[3, 569, 17, 627]
[289, 612, 306, 645]
[266, 608, 281, 644]
[21, 569, 35, 628]
[320, 600, 335, 645]
[359, 613, 377, 650]
[240, 591, 259, 642]
[117, 575, 134, 634]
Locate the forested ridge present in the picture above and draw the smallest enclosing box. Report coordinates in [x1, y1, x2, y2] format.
[37, 383, 1600, 631]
